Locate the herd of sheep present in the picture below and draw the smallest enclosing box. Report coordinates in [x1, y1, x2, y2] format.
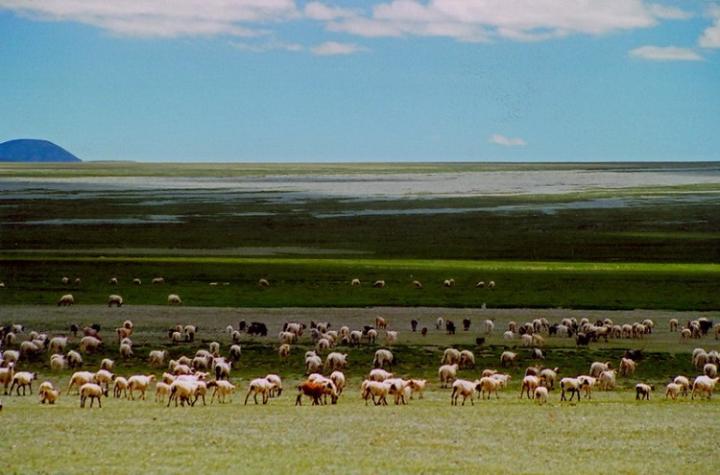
[1, 303, 719, 412]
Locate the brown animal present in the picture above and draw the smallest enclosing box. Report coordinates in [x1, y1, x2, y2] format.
[295, 380, 337, 406]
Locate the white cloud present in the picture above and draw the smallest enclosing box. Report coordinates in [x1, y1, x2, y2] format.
[304, 2, 358, 21]
[629, 45, 702, 61]
[311, 41, 367, 56]
[327, 0, 692, 43]
[699, 5, 720, 48]
[230, 39, 303, 53]
[489, 134, 526, 147]
[0, 0, 298, 38]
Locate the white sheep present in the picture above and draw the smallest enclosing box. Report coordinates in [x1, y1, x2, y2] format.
[148, 350, 167, 367]
[152, 277, 165, 284]
[619, 358, 636, 377]
[665, 383, 682, 400]
[50, 354, 66, 371]
[368, 368, 393, 382]
[79, 383, 103, 408]
[635, 383, 654, 400]
[442, 348, 461, 365]
[560, 377, 587, 402]
[373, 280, 386, 288]
[66, 350, 83, 368]
[451, 379, 479, 406]
[127, 375, 156, 400]
[598, 370, 617, 391]
[10, 371, 36, 395]
[67, 371, 95, 395]
[361, 380, 390, 405]
[155, 382, 172, 403]
[278, 344, 291, 359]
[113, 377, 129, 399]
[93, 369, 114, 395]
[330, 371, 346, 396]
[167, 294, 182, 305]
[39, 381, 60, 404]
[589, 361, 611, 378]
[119, 343, 133, 359]
[673, 376, 691, 397]
[208, 380, 236, 403]
[385, 330, 398, 345]
[57, 294, 74, 306]
[691, 375, 719, 400]
[305, 354, 323, 374]
[167, 380, 197, 407]
[704, 363, 718, 378]
[325, 352, 348, 371]
[407, 379, 427, 399]
[459, 350, 475, 369]
[500, 351, 517, 367]
[244, 377, 273, 405]
[48, 336, 68, 354]
[483, 320, 495, 334]
[373, 349, 394, 368]
[108, 294, 123, 307]
[478, 377, 501, 400]
[438, 364, 459, 388]
[133, 278, 142, 285]
[520, 375, 541, 399]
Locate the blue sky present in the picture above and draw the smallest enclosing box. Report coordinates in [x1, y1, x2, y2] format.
[0, 1, 718, 162]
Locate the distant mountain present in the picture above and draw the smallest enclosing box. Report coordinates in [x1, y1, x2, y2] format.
[0, 139, 81, 162]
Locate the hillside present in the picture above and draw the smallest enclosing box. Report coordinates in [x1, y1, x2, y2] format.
[0, 139, 81, 162]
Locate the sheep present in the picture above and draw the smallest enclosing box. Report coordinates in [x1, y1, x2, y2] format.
[438, 364, 459, 388]
[680, 328, 692, 340]
[66, 350, 83, 368]
[459, 350, 475, 369]
[208, 341, 220, 357]
[412, 280, 423, 289]
[451, 379, 479, 406]
[366, 329, 378, 344]
[442, 348, 461, 365]
[443, 279, 455, 288]
[3, 350, 20, 365]
[351, 278, 361, 286]
[148, 350, 167, 367]
[167, 294, 182, 305]
[213, 359, 231, 381]
[93, 369, 114, 395]
[132, 278, 142, 285]
[520, 375, 541, 399]
[79, 383, 103, 408]
[0, 363, 15, 395]
[57, 294, 74, 306]
[112, 377, 129, 399]
[375, 316, 387, 329]
[539, 368, 559, 390]
[167, 379, 198, 407]
[256, 278, 270, 288]
[534, 386, 549, 405]
[361, 380, 390, 406]
[503, 331, 514, 340]
[153, 382, 171, 403]
[435, 317, 444, 330]
[488, 280, 496, 288]
[692, 376, 720, 400]
[50, 354, 66, 371]
[277, 343, 291, 359]
[560, 377, 586, 402]
[704, 363, 718, 378]
[330, 371, 346, 396]
[483, 320, 495, 334]
[257, 374, 281, 399]
[152, 277, 165, 284]
[500, 351, 518, 368]
[208, 380, 236, 403]
[48, 336, 68, 354]
[520, 334, 533, 347]
[9, 372, 36, 395]
[373, 280, 386, 288]
[325, 352, 348, 371]
[635, 383, 654, 400]
[619, 358, 636, 377]
[119, 343, 133, 360]
[244, 377, 273, 405]
[315, 338, 331, 353]
[368, 369, 393, 382]
[598, 370, 617, 391]
[182, 325, 197, 342]
[107, 294, 123, 307]
[669, 319, 679, 332]
[39, 381, 59, 405]
[589, 361, 611, 378]
[665, 383, 682, 400]
[127, 375, 156, 400]
[446, 320, 456, 335]
[373, 349, 394, 369]
[385, 330, 398, 345]
[228, 344, 242, 365]
[305, 354, 323, 374]
[673, 376, 691, 397]
[20, 341, 42, 360]
[79, 336, 102, 354]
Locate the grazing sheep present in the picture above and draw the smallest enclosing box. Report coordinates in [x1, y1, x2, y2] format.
[619, 358, 636, 377]
[305, 354, 323, 374]
[325, 352, 348, 371]
[93, 369, 114, 395]
[119, 343, 133, 359]
[153, 382, 171, 403]
[111, 377, 128, 399]
[79, 383, 103, 408]
[451, 379, 479, 406]
[258, 278, 270, 288]
[560, 377, 586, 402]
[79, 336, 102, 354]
[361, 380, 390, 406]
[520, 375, 541, 399]
[66, 350, 83, 368]
[500, 351, 518, 368]
[368, 369, 393, 382]
[107, 294, 123, 307]
[589, 361, 611, 378]
[127, 375, 156, 400]
[475, 281, 485, 288]
[539, 368, 559, 390]
[680, 328, 692, 340]
[443, 279, 455, 288]
[297, 379, 338, 406]
[407, 379, 427, 399]
[278, 344, 291, 359]
[372, 349, 394, 369]
[100, 358, 114, 371]
[10, 371, 36, 395]
[691, 376, 719, 400]
[183, 325, 197, 342]
[483, 320, 495, 334]
[459, 350, 475, 369]
[673, 376, 691, 397]
[207, 380, 236, 403]
[213, 359, 231, 380]
[0, 363, 15, 395]
[351, 278, 361, 286]
[669, 319, 679, 332]
[598, 370, 617, 391]
[635, 383, 654, 400]
[329, 371, 346, 396]
[704, 363, 718, 378]
[435, 317, 444, 330]
[478, 377, 501, 400]
[61, 276, 69, 285]
[438, 364, 459, 388]
[57, 294, 75, 307]
[366, 329, 378, 344]
[50, 354, 66, 371]
[488, 280, 496, 288]
[109, 277, 118, 285]
[244, 378, 273, 405]
[148, 350, 167, 367]
[208, 341, 220, 357]
[133, 278, 142, 285]
[412, 280, 423, 289]
[441, 348, 461, 365]
[665, 383, 682, 400]
[315, 338, 331, 353]
[152, 277, 165, 284]
[534, 386, 549, 405]
[385, 330, 398, 345]
[167, 294, 182, 305]
[375, 316, 387, 329]
[39, 381, 59, 405]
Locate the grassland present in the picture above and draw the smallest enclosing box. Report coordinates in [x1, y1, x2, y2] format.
[1, 305, 719, 474]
